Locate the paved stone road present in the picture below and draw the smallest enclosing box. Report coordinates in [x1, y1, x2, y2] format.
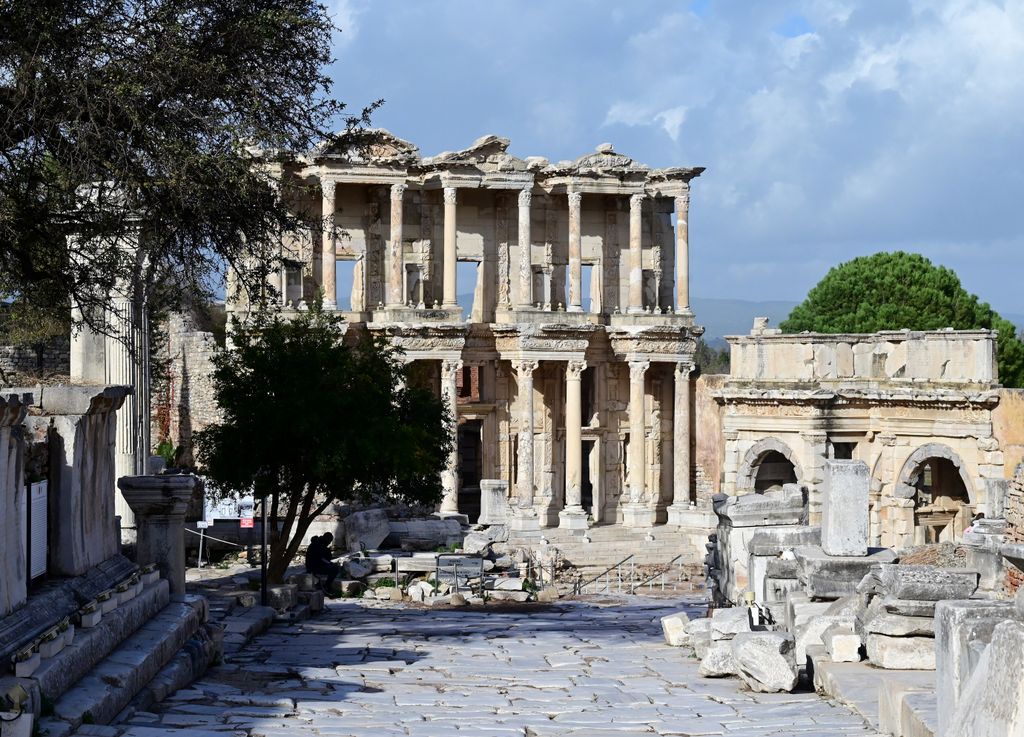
[109, 597, 881, 737]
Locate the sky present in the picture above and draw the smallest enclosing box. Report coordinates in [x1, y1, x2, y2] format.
[325, 0, 1024, 318]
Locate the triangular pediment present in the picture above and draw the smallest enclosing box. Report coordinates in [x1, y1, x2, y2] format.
[314, 128, 420, 165]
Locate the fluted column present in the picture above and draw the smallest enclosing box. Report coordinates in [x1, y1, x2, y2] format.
[440, 358, 462, 514]
[321, 180, 337, 309]
[623, 359, 655, 528]
[567, 191, 583, 312]
[559, 360, 588, 529]
[511, 359, 540, 530]
[387, 183, 406, 307]
[442, 186, 459, 309]
[628, 193, 645, 313]
[675, 191, 690, 313]
[517, 188, 532, 308]
[667, 363, 694, 525]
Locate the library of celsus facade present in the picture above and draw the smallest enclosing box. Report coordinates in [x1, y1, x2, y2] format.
[226, 132, 704, 531]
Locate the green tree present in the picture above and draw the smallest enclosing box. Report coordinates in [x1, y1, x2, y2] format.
[781, 252, 1024, 387]
[194, 307, 452, 582]
[0, 0, 377, 326]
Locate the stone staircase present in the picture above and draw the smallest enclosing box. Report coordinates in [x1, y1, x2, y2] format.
[0, 556, 221, 737]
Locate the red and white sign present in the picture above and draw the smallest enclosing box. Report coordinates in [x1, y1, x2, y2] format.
[239, 517, 254, 529]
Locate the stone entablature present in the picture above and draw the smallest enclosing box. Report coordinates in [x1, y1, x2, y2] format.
[727, 329, 997, 386]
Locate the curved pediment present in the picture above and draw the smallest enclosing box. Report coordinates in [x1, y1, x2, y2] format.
[422, 135, 540, 173]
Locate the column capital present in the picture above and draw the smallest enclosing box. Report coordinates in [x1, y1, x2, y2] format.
[566, 360, 587, 381]
[518, 188, 532, 208]
[441, 358, 463, 380]
[675, 362, 696, 379]
[321, 179, 336, 199]
[443, 186, 458, 205]
[390, 183, 407, 201]
[567, 191, 583, 209]
[628, 359, 650, 382]
[674, 190, 690, 209]
[630, 192, 646, 210]
[512, 359, 539, 377]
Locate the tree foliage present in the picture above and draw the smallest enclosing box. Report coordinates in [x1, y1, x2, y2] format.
[781, 252, 1024, 387]
[194, 306, 453, 582]
[0, 0, 375, 326]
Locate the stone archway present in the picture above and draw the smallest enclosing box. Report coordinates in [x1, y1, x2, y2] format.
[894, 443, 977, 503]
[737, 437, 804, 495]
[895, 443, 977, 544]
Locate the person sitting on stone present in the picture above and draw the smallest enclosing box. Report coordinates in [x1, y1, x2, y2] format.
[305, 533, 341, 595]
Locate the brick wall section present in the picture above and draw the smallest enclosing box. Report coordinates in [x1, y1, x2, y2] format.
[0, 337, 70, 384]
[1006, 462, 1024, 593]
[151, 314, 221, 462]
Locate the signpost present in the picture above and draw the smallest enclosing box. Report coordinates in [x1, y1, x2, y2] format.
[196, 520, 210, 568]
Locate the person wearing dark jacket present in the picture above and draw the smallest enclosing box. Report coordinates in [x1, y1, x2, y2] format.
[305, 533, 341, 594]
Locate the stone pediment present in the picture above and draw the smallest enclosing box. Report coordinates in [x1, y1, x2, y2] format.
[543, 143, 651, 178]
[314, 128, 420, 166]
[422, 135, 540, 173]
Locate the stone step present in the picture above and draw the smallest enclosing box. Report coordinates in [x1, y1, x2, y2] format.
[37, 596, 209, 736]
[32, 580, 170, 702]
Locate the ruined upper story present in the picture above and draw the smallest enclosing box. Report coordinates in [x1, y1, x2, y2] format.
[723, 324, 999, 396]
[233, 131, 704, 333]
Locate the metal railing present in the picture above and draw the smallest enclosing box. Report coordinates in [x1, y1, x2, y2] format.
[572, 554, 635, 595]
[629, 554, 686, 594]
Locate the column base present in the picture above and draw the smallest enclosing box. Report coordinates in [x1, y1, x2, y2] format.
[666, 504, 716, 528]
[566, 305, 583, 313]
[442, 302, 460, 311]
[509, 508, 541, 532]
[558, 507, 589, 530]
[622, 503, 657, 528]
[626, 306, 646, 315]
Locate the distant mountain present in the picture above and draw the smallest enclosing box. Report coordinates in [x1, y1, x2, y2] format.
[692, 297, 798, 347]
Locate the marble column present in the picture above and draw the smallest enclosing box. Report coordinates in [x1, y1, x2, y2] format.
[628, 193, 645, 313]
[623, 359, 655, 527]
[442, 186, 459, 309]
[118, 474, 196, 595]
[675, 191, 690, 313]
[567, 191, 583, 312]
[559, 360, 588, 529]
[667, 363, 695, 526]
[387, 183, 406, 308]
[511, 359, 540, 530]
[517, 188, 532, 308]
[439, 358, 462, 514]
[321, 180, 337, 309]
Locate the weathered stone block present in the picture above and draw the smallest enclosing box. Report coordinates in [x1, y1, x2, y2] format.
[795, 613, 855, 664]
[661, 612, 690, 647]
[822, 625, 860, 663]
[866, 634, 935, 670]
[857, 564, 979, 601]
[795, 545, 898, 599]
[266, 584, 297, 612]
[343, 509, 390, 552]
[864, 612, 935, 637]
[710, 608, 751, 640]
[731, 632, 798, 692]
[935, 599, 1016, 737]
[947, 620, 1024, 737]
[698, 640, 737, 678]
[821, 460, 869, 556]
[342, 558, 373, 579]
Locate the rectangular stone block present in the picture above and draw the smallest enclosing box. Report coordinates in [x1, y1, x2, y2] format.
[822, 625, 860, 663]
[866, 634, 936, 670]
[934, 599, 1015, 737]
[947, 620, 1024, 737]
[821, 460, 869, 556]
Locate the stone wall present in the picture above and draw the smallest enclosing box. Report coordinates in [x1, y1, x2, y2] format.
[993, 388, 1024, 479]
[0, 336, 70, 384]
[695, 373, 726, 501]
[729, 329, 996, 385]
[1007, 463, 1024, 593]
[152, 314, 221, 463]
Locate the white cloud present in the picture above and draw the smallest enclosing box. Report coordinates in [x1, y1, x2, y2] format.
[328, 0, 363, 46]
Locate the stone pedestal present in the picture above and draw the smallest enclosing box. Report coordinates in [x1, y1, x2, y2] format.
[622, 503, 656, 528]
[558, 507, 589, 530]
[509, 508, 541, 532]
[667, 504, 715, 528]
[118, 474, 196, 595]
[821, 460, 869, 556]
[478, 479, 511, 525]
